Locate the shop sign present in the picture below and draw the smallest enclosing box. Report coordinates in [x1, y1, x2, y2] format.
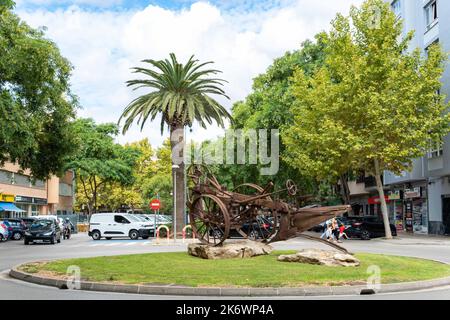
[368, 195, 390, 205]
[0, 193, 15, 203]
[33, 198, 48, 205]
[404, 187, 421, 199]
[15, 196, 33, 203]
[388, 190, 401, 200]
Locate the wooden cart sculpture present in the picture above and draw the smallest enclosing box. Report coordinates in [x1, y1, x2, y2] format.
[187, 165, 351, 253]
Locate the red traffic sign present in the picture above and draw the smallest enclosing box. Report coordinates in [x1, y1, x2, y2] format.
[150, 199, 161, 210]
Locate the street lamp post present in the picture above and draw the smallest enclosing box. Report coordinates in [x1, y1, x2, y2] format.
[172, 164, 180, 241]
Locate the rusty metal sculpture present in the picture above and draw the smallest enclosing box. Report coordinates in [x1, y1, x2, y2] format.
[187, 165, 351, 253]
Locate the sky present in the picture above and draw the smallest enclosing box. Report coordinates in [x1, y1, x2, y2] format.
[13, 0, 364, 147]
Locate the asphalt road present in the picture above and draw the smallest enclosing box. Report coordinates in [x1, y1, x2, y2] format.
[1, 233, 450, 300]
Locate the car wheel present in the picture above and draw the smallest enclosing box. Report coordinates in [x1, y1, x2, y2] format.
[142, 236, 150, 240]
[106, 237, 112, 240]
[91, 230, 101, 241]
[361, 230, 371, 240]
[0, 234, 4, 242]
[13, 232, 22, 241]
[129, 230, 139, 240]
[24, 238, 29, 245]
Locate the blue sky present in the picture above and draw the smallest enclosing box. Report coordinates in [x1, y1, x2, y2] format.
[16, 0, 295, 12]
[15, 0, 362, 146]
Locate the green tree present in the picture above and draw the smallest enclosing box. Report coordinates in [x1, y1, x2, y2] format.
[218, 38, 326, 200]
[283, 0, 450, 238]
[119, 54, 232, 234]
[67, 119, 140, 215]
[0, 5, 77, 179]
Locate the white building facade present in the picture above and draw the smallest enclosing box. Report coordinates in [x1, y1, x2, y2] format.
[384, 0, 450, 235]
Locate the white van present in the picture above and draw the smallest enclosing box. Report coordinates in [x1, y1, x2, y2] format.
[88, 213, 154, 240]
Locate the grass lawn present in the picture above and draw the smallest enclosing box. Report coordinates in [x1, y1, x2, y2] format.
[21, 251, 450, 288]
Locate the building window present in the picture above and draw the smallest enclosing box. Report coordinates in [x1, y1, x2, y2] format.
[391, 0, 401, 17]
[428, 140, 444, 159]
[59, 182, 73, 197]
[425, 0, 438, 29]
[0, 170, 13, 184]
[31, 205, 39, 216]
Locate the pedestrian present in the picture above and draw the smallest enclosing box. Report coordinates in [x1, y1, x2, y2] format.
[338, 222, 348, 242]
[331, 218, 340, 243]
[320, 220, 332, 240]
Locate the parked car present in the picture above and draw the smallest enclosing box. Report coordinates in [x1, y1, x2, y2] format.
[0, 222, 9, 242]
[0, 220, 13, 239]
[344, 217, 397, 240]
[226, 216, 275, 240]
[3, 219, 26, 240]
[88, 213, 154, 240]
[24, 219, 62, 245]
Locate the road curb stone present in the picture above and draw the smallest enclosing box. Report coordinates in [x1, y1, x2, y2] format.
[9, 265, 450, 297]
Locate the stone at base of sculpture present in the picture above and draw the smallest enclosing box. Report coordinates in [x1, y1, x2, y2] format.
[278, 249, 360, 267]
[188, 240, 273, 260]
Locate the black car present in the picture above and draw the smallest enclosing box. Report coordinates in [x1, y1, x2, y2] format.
[24, 219, 62, 245]
[228, 216, 275, 240]
[345, 216, 397, 240]
[22, 217, 37, 229]
[3, 219, 26, 240]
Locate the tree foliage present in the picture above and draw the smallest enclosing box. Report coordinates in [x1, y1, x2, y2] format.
[216, 38, 326, 199]
[283, 0, 450, 237]
[67, 119, 140, 214]
[0, 6, 77, 178]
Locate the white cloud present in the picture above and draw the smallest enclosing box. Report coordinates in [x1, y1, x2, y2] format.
[16, 0, 363, 147]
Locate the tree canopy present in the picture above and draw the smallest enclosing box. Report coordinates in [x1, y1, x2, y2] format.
[67, 118, 140, 214]
[215, 38, 326, 200]
[0, 5, 77, 178]
[283, 0, 450, 237]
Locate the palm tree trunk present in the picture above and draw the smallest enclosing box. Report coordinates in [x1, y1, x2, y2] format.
[170, 125, 186, 238]
[374, 159, 393, 240]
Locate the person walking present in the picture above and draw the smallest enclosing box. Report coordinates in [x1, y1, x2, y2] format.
[321, 220, 332, 240]
[339, 222, 348, 241]
[331, 218, 340, 243]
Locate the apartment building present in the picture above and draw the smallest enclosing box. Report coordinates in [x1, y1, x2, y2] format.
[379, 0, 450, 235]
[0, 162, 75, 218]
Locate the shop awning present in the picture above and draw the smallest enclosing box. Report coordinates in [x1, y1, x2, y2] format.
[0, 202, 26, 213]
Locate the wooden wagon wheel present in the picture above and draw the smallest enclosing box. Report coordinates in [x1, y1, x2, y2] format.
[187, 164, 221, 205]
[232, 184, 278, 243]
[189, 194, 230, 246]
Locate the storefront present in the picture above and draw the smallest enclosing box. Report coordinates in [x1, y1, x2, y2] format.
[387, 190, 404, 232]
[15, 195, 48, 217]
[0, 193, 26, 218]
[404, 186, 429, 235]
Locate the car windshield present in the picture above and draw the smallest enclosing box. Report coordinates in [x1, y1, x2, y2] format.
[31, 220, 53, 230]
[126, 215, 140, 222]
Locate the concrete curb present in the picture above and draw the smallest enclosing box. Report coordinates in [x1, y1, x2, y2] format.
[9, 266, 450, 297]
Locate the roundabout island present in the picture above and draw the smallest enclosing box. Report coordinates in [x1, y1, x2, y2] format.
[11, 243, 450, 297]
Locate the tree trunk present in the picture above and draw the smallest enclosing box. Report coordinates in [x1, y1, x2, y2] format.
[170, 125, 186, 238]
[374, 159, 393, 240]
[339, 174, 351, 205]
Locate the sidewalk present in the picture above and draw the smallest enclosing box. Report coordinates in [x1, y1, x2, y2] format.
[373, 233, 450, 246]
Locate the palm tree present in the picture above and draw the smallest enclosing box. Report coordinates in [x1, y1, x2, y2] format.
[119, 53, 232, 236]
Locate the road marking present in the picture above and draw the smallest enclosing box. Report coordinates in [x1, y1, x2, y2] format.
[105, 243, 122, 247]
[89, 243, 104, 247]
[125, 242, 137, 246]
